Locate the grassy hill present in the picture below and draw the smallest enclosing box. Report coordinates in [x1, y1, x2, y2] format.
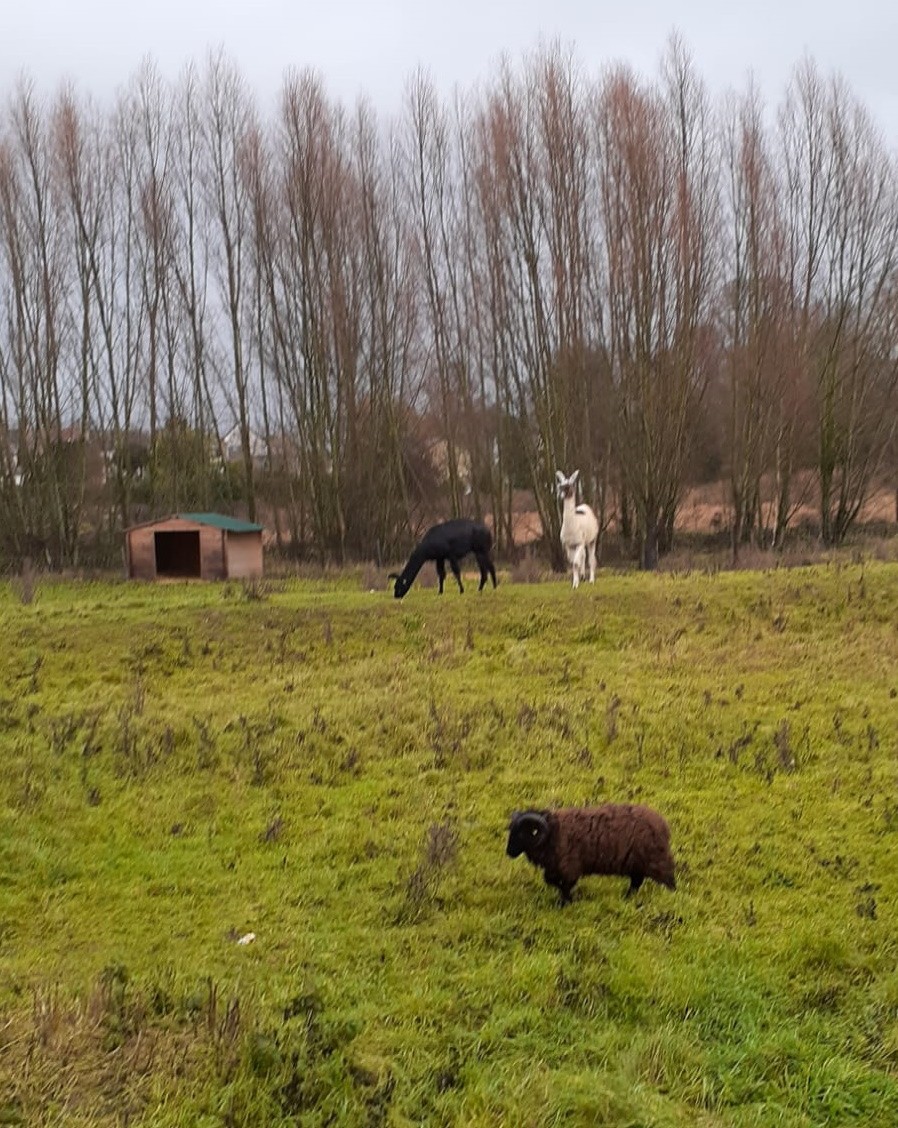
[1, 564, 898, 1126]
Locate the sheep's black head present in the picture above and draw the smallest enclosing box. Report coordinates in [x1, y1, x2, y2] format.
[388, 572, 411, 599]
[506, 810, 551, 860]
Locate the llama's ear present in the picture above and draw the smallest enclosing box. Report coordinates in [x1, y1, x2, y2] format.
[571, 469, 580, 483]
[555, 470, 566, 484]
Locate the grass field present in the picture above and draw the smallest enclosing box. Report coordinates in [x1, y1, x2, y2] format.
[2, 562, 898, 1126]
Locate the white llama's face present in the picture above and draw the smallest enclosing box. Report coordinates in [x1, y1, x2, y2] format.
[556, 469, 578, 500]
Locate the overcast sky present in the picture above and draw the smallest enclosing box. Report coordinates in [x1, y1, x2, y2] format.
[5, 0, 898, 142]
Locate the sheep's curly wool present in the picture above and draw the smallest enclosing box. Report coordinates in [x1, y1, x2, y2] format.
[507, 804, 676, 904]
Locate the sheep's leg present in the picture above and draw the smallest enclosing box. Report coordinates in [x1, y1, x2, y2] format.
[449, 557, 464, 593]
[544, 870, 574, 905]
[435, 558, 446, 594]
[552, 880, 575, 905]
[625, 874, 644, 897]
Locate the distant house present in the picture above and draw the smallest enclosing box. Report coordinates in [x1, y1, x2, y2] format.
[125, 513, 264, 581]
[220, 425, 268, 468]
[0, 428, 23, 487]
[427, 438, 473, 494]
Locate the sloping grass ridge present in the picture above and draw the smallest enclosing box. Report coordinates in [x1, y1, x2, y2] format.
[1, 564, 898, 1126]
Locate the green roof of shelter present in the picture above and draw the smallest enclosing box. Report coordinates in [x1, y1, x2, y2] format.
[178, 513, 263, 533]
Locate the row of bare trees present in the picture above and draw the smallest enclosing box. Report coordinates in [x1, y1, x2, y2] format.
[1, 41, 897, 570]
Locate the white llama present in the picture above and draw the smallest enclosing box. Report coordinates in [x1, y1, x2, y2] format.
[556, 469, 599, 589]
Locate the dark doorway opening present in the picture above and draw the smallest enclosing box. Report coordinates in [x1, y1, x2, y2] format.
[154, 530, 201, 577]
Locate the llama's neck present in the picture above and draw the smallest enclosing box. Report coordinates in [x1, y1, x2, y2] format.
[561, 494, 579, 528]
[399, 545, 429, 584]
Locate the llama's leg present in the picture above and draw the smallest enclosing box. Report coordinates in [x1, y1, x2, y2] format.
[571, 546, 583, 589]
[436, 558, 446, 594]
[449, 557, 464, 593]
[475, 551, 495, 591]
[588, 539, 597, 583]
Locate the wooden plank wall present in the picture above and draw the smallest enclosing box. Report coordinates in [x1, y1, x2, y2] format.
[225, 533, 263, 579]
[127, 528, 156, 579]
[199, 527, 226, 580]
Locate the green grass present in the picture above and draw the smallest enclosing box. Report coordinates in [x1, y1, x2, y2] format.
[2, 563, 898, 1126]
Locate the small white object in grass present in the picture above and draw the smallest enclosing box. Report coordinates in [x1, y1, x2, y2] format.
[236, 932, 256, 945]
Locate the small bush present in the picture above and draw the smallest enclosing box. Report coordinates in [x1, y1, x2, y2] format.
[240, 577, 270, 602]
[509, 549, 545, 584]
[395, 820, 459, 924]
[13, 556, 38, 605]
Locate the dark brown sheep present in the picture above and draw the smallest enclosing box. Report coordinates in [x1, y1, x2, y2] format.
[506, 804, 676, 904]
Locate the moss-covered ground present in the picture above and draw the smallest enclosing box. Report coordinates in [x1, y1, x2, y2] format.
[2, 563, 898, 1126]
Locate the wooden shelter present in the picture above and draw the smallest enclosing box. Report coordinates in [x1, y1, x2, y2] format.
[125, 513, 264, 581]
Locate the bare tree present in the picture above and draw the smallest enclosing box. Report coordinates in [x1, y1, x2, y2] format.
[0, 81, 81, 565]
[781, 61, 898, 544]
[596, 42, 718, 568]
[203, 53, 259, 520]
[349, 100, 421, 557]
[473, 48, 602, 566]
[406, 73, 468, 519]
[720, 83, 799, 558]
[170, 63, 220, 498]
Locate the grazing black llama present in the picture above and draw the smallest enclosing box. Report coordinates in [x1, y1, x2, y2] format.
[389, 519, 497, 599]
